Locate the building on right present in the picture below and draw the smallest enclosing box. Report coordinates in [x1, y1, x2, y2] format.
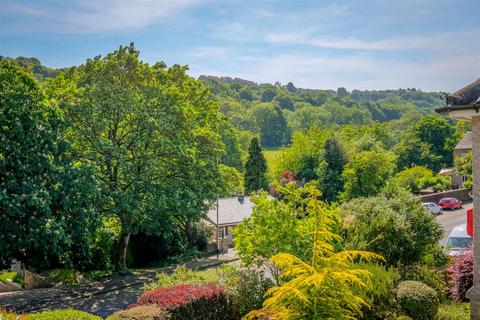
[436, 78, 480, 319]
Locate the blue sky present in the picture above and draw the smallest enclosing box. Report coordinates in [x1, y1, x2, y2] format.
[0, 0, 479, 91]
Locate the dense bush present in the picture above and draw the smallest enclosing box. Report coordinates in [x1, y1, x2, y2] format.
[106, 306, 170, 320]
[399, 264, 447, 301]
[30, 309, 101, 320]
[133, 284, 238, 320]
[357, 263, 399, 320]
[447, 248, 473, 301]
[341, 190, 442, 266]
[219, 267, 273, 316]
[396, 281, 439, 320]
[145, 265, 272, 317]
[437, 302, 469, 320]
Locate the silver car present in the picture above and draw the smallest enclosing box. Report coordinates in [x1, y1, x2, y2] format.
[444, 224, 472, 256]
[422, 202, 443, 215]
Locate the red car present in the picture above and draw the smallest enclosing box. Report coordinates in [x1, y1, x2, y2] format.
[438, 198, 463, 210]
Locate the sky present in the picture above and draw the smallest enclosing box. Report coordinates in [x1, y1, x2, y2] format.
[0, 0, 479, 92]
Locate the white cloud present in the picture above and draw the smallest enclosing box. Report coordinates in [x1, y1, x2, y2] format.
[190, 51, 480, 92]
[265, 29, 480, 51]
[3, 0, 204, 33]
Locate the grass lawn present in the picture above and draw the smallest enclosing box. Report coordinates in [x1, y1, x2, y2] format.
[263, 148, 281, 169]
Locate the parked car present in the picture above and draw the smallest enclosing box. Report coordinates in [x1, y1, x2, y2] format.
[438, 197, 463, 210]
[422, 202, 443, 215]
[444, 224, 472, 256]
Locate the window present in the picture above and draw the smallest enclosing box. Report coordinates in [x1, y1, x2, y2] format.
[446, 237, 472, 249]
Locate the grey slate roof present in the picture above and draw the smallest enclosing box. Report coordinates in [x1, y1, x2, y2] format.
[207, 196, 255, 226]
[455, 132, 472, 151]
[446, 79, 480, 107]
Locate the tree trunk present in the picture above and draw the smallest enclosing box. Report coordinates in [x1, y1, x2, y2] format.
[115, 231, 130, 272]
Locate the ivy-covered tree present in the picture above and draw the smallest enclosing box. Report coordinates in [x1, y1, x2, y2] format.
[46, 44, 224, 271]
[317, 137, 348, 202]
[0, 60, 98, 268]
[244, 137, 268, 194]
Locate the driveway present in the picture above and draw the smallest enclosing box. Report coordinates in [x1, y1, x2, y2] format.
[435, 200, 472, 245]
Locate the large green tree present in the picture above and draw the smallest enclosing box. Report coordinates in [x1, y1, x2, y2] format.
[46, 44, 224, 271]
[0, 60, 98, 268]
[244, 137, 269, 194]
[251, 102, 290, 147]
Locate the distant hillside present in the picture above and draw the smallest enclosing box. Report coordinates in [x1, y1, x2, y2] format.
[198, 75, 445, 148]
[0, 56, 65, 82]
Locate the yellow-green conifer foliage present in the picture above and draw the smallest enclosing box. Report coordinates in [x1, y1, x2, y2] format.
[246, 185, 383, 320]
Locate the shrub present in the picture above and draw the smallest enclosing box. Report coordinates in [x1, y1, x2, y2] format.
[447, 248, 473, 301]
[29, 309, 101, 320]
[437, 302, 469, 320]
[218, 266, 273, 316]
[357, 263, 399, 320]
[399, 264, 447, 301]
[341, 190, 442, 266]
[145, 266, 218, 291]
[106, 306, 169, 320]
[133, 284, 238, 320]
[396, 281, 439, 320]
[0, 272, 23, 285]
[43, 269, 80, 286]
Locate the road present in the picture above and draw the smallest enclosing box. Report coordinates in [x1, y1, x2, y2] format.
[435, 200, 472, 245]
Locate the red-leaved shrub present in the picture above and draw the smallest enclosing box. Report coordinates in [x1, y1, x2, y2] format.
[131, 284, 238, 320]
[447, 248, 473, 301]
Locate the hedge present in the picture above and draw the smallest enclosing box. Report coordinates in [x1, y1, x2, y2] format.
[396, 281, 439, 320]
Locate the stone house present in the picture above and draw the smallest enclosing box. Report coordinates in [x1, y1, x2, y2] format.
[206, 195, 254, 248]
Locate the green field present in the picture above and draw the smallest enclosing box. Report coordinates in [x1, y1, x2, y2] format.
[263, 148, 281, 172]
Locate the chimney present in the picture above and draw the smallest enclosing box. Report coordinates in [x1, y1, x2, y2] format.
[238, 194, 245, 204]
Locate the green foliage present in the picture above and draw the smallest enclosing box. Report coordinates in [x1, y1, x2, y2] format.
[244, 137, 269, 193]
[219, 165, 244, 197]
[106, 306, 170, 320]
[396, 281, 439, 320]
[341, 190, 442, 266]
[356, 263, 399, 320]
[46, 44, 225, 271]
[317, 137, 348, 202]
[245, 183, 383, 320]
[0, 271, 22, 284]
[251, 103, 290, 147]
[145, 265, 219, 291]
[341, 150, 395, 200]
[455, 151, 472, 189]
[43, 268, 80, 286]
[219, 266, 274, 316]
[0, 60, 98, 269]
[395, 117, 458, 172]
[273, 127, 332, 180]
[234, 182, 338, 278]
[399, 264, 447, 301]
[437, 303, 469, 320]
[30, 309, 101, 320]
[393, 166, 450, 193]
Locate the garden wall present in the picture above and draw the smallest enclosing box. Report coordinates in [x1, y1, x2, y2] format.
[419, 188, 471, 203]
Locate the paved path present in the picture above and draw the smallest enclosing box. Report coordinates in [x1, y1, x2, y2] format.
[436, 200, 472, 245]
[0, 251, 238, 318]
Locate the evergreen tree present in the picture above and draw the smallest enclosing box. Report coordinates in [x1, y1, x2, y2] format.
[316, 137, 347, 202]
[244, 137, 269, 194]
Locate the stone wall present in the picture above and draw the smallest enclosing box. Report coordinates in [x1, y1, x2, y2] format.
[419, 188, 472, 203]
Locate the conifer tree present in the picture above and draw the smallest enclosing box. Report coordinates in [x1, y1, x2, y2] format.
[317, 137, 347, 202]
[244, 137, 269, 194]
